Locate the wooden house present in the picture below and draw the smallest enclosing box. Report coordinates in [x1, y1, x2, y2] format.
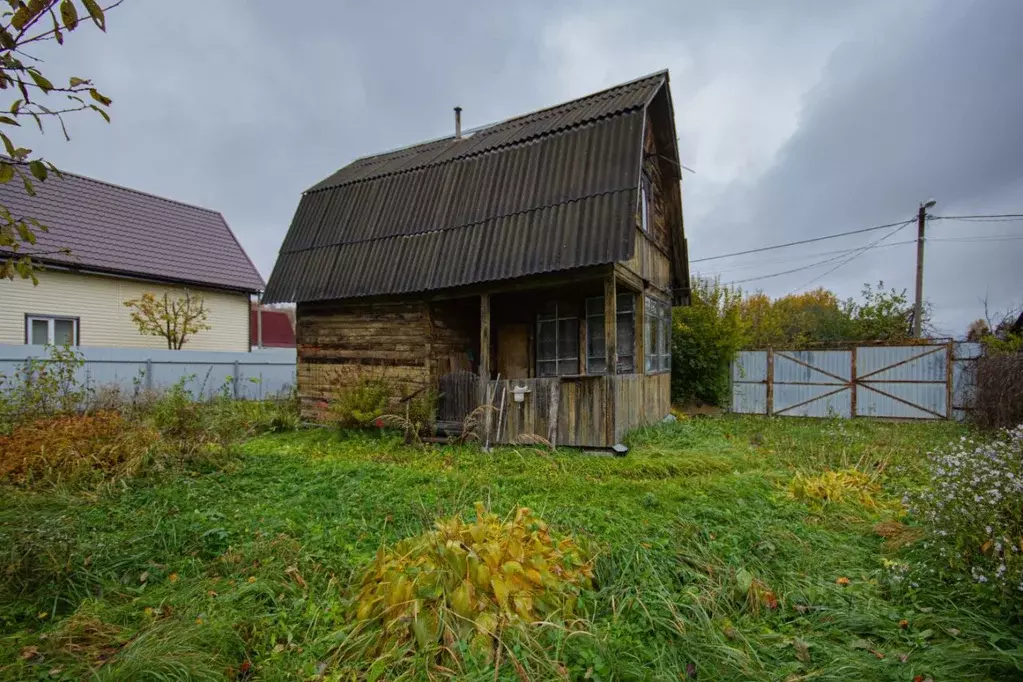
[264, 70, 690, 447]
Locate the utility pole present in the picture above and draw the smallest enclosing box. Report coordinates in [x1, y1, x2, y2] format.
[914, 199, 936, 337]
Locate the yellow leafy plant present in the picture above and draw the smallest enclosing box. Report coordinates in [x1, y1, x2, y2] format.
[352, 504, 594, 657]
[787, 468, 882, 509]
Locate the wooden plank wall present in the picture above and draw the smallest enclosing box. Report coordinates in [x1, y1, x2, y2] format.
[487, 374, 669, 448]
[481, 378, 557, 446]
[296, 301, 430, 418]
[614, 373, 671, 442]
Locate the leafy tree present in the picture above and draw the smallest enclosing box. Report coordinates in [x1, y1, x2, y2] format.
[0, 0, 117, 282]
[671, 276, 746, 405]
[123, 291, 211, 350]
[841, 281, 917, 342]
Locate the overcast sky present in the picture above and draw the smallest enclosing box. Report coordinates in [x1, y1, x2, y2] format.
[25, 0, 1023, 335]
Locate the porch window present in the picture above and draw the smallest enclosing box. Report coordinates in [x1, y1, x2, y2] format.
[537, 305, 578, 377]
[644, 297, 671, 373]
[26, 315, 78, 346]
[585, 293, 636, 374]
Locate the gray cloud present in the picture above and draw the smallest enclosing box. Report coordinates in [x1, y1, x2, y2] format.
[21, 0, 1022, 334]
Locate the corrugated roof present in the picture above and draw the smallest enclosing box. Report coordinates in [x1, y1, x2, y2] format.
[264, 71, 668, 304]
[0, 166, 265, 292]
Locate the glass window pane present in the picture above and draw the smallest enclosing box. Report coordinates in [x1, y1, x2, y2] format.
[30, 319, 49, 345]
[587, 315, 604, 359]
[538, 361, 557, 377]
[585, 297, 603, 316]
[617, 314, 634, 367]
[557, 318, 578, 359]
[537, 320, 556, 361]
[618, 355, 635, 374]
[616, 292, 634, 313]
[588, 358, 606, 374]
[53, 319, 75, 346]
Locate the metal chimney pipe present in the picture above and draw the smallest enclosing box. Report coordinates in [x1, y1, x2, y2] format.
[454, 106, 462, 139]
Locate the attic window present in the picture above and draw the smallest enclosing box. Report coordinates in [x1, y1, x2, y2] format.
[640, 172, 651, 233]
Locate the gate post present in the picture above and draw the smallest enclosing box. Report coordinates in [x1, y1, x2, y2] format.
[946, 340, 954, 420]
[766, 348, 774, 416]
[850, 347, 857, 418]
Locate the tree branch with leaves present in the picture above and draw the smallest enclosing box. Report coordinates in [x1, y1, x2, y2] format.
[124, 291, 212, 350]
[0, 0, 119, 282]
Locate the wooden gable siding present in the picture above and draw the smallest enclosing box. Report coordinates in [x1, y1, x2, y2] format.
[619, 113, 673, 295]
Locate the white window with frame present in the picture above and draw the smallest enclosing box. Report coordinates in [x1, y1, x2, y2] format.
[640, 171, 651, 233]
[585, 293, 636, 374]
[644, 297, 671, 374]
[537, 304, 579, 377]
[26, 315, 78, 346]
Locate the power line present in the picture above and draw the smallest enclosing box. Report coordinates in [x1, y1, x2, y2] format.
[689, 219, 915, 263]
[712, 239, 917, 274]
[932, 213, 1023, 221]
[784, 221, 913, 294]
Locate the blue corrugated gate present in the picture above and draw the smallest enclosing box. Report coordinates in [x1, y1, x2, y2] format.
[732, 342, 978, 420]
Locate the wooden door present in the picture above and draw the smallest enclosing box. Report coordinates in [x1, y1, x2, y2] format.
[497, 322, 530, 379]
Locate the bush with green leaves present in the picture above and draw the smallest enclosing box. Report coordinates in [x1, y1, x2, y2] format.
[671, 277, 746, 406]
[906, 425, 1023, 608]
[0, 344, 86, 433]
[328, 376, 393, 428]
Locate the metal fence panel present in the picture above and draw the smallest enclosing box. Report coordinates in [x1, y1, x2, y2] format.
[772, 350, 852, 418]
[729, 341, 976, 421]
[856, 345, 947, 419]
[0, 345, 296, 400]
[731, 351, 767, 414]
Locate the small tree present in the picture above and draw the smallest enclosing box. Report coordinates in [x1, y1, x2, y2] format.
[123, 291, 211, 350]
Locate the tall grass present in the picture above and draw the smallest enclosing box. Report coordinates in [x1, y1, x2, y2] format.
[1, 416, 1020, 680]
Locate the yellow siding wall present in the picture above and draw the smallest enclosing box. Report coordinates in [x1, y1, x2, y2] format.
[0, 270, 251, 351]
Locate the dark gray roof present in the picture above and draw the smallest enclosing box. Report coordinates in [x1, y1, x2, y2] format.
[0, 166, 264, 292]
[264, 71, 671, 304]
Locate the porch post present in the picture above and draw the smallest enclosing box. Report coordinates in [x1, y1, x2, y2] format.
[480, 293, 491, 380]
[604, 274, 617, 374]
[604, 273, 617, 445]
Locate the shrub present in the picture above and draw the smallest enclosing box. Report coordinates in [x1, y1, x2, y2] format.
[672, 277, 746, 406]
[0, 412, 159, 487]
[787, 468, 883, 509]
[0, 344, 86, 433]
[344, 505, 593, 663]
[906, 425, 1023, 602]
[971, 353, 1023, 430]
[328, 376, 392, 428]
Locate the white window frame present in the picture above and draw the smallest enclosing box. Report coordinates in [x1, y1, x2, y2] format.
[585, 293, 636, 374]
[536, 304, 579, 377]
[25, 314, 79, 346]
[644, 297, 671, 374]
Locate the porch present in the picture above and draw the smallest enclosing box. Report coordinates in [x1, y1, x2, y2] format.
[436, 269, 673, 448]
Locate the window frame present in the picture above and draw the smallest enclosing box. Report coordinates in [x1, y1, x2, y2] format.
[24, 314, 80, 346]
[584, 293, 636, 375]
[644, 297, 671, 375]
[536, 304, 579, 377]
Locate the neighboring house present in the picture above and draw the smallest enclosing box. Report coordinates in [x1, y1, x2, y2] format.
[251, 307, 296, 349]
[0, 167, 264, 351]
[264, 70, 690, 446]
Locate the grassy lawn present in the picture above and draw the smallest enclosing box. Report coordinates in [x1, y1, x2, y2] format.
[2, 416, 1022, 680]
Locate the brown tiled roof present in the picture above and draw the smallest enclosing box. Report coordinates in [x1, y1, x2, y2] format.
[264, 71, 673, 304]
[0, 166, 264, 292]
